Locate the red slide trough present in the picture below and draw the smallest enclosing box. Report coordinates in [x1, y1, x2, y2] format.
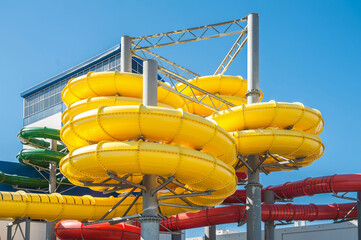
[54, 222, 140, 240]
[224, 174, 361, 203]
[55, 174, 361, 240]
[55, 202, 358, 240]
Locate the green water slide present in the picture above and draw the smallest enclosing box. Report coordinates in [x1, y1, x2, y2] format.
[18, 127, 66, 151]
[0, 171, 70, 189]
[0, 126, 74, 190]
[17, 149, 66, 168]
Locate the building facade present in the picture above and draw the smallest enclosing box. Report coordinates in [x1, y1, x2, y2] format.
[21, 44, 143, 128]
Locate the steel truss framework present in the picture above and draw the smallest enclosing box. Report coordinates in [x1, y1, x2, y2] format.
[82, 172, 213, 231]
[131, 18, 249, 114]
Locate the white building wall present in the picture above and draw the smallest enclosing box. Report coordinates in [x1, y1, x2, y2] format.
[186, 221, 358, 240]
[0, 220, 51, 240]
[25, 112, 62, 129]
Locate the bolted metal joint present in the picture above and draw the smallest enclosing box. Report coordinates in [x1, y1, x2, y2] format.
[245, 89, 261, 98]
[139, 216, 162, 223]
[244, 183, 263, 189]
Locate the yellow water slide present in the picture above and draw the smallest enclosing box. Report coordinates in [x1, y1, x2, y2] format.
[0, 71, 324, 221]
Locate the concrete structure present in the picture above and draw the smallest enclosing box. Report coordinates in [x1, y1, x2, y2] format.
[186, 221, 358, 240]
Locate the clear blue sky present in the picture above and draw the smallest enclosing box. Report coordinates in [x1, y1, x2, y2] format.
[1, 0, 361, 237]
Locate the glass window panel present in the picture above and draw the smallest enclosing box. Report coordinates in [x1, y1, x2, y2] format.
[116, 65, 120, 71]
[48, 87, 54, 96]
[29, 105, 34, 115]
[49, 96, 55, 106]
[139, 65, 143, 74]
[110, 56, 115, 68]
[39, 101, 44, 111]
[25, 98, 29, 107]
[116, 54, 120, 66]
[90, 66, 96, 72]
[34, 103, 39, 113]
[55, 94, 61, 104]
[96, 63, 103, 72]
[103, 60, 109, 71]
[132, 61, 137, 71]
[39, 92, 45, 101]
[44, 88, 50, 98]
[44, 98, 50, 109]
[25, 107, 29, 117]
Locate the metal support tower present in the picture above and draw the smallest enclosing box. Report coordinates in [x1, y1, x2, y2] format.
[205, 225, 216, 240]
[46, 139, 57, 240]
[264, 191, 275, 240]
[140, 59, 161, 240]
[245, 13, 262, 240]
[7, 218, 31, 240]
[121, 35, 132, 72]
[357, 192, 361, 240]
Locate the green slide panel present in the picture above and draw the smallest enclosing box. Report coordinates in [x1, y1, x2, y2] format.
[17, 149, 66, 168]
[18, 127, 66, 151]
[0, 171, 70, 189]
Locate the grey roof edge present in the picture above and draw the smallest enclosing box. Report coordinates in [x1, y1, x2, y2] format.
[20, 44, 121, 98]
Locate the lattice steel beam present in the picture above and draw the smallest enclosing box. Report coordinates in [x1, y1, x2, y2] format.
[132, 18, 247, 50]
[134, 49, 199, 80]
[214, 32, 248, 75]
[133, 52, 236, 112]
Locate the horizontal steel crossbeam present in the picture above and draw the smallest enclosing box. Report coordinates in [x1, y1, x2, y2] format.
[132, 18, 247, 50]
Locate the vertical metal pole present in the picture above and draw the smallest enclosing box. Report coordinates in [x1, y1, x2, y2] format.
[121, 35, 132, 72]
[205, 225, 216, 240]
[140, 59, 161, 240]
[245, 12, 262, 240]
[46, 140, 57, 240]
[25, 218, 30, 240]
[264, 191, 275, 240]
[357, 192, 361, 240]
[7, 223, 12, 240]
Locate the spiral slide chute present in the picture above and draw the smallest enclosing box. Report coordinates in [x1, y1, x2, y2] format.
[17, 127, 67, 168]
[208, 101, 325, 172]
[17, 149, 66, 168]
[225, 174, 361, 203]
[61, 71, 187, 111]
[59, 71, 238, 211]
[18, 127, 65, 151]
[61, 96, 174, 124]
[54, 202, 357, 240]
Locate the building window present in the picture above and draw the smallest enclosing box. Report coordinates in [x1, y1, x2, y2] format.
[24, 53, 143, 118]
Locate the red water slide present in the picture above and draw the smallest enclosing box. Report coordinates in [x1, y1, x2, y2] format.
[55, 174, 361, 240]
[55, 202, 357, 240]
[224, 174, 361, 203]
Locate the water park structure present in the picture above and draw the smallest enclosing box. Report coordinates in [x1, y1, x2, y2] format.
[0, 13, 360, 240]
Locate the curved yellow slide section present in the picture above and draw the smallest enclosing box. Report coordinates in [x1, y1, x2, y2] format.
[61, 105, 236, 164]
[209, 101, 324, 134]
[62, 71, 188, 111]
[209, 101, 324, 171]
[59, 71, 238, 211]
[176, 75, 249, 98]
[61, 141, 236, 206]
[62, 96, 174, 124]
